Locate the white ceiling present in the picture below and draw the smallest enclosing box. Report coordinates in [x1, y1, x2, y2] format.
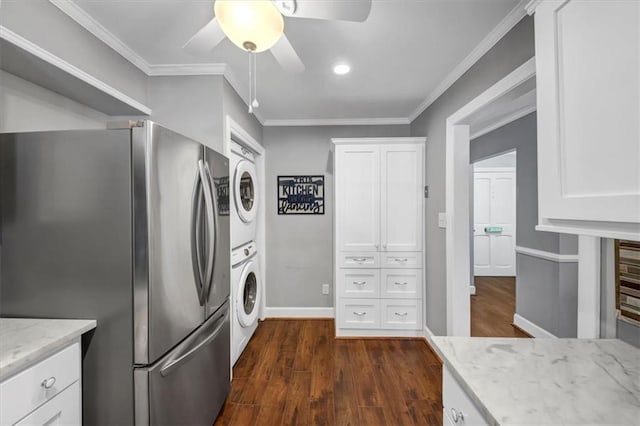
[65, 0, 522, 123]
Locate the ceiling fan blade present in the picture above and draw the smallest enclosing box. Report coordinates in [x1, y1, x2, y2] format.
[183, 18, 226, 55]
[277, 0, 372, 22]
[270, 34, 305, 73]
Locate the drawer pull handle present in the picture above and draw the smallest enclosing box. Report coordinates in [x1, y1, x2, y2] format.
[353, 311, 367, 316]
[394, 312, 408, 317]
[352, 258, 368, 262]
[41, 376, 56, 389]
[394, 281, 408, 286]
[450, 408, 465, 423]
[353, 281, 366, 285]
[394, 258, 408, 262]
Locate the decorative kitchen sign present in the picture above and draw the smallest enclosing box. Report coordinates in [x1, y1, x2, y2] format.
[277, 175, 325, 215]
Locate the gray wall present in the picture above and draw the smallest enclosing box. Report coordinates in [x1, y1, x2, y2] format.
[222, 80, 262, 144]
[147, 75, 225, 151]
[410, 17, 536, 335]
[470, 112, 579, 337]
[0, 0, 148, 105]
[1, 70, 108, 132]
[263, 125, 410, 308]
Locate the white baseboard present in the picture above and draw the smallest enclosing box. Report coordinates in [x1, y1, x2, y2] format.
[513, 313, 557, 338]
[470, 285, 477, 296]
[264, 307, 335, 318]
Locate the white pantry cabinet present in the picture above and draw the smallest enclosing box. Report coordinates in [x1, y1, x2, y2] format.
[528, 0, 640, 240]
[333, 137, 426, 337]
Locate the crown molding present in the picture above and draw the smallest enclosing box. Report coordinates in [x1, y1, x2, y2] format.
[408, 0, 529, 122]
[147, 63, 227, 76]
[49, 0, 151, 74]
[525, 0, 543, 15]
[263, 117, 411, 127]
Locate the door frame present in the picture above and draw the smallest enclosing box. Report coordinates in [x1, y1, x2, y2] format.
[445, 58, 535, 336]
[223, 116, 266, 321]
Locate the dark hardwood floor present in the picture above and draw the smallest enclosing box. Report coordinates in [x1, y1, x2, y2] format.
[471, 276, 529, 338]
[215, 320, 443, 426]
[215, 277, 529, 425]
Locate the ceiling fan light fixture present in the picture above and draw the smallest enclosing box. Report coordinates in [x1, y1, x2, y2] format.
[333, 63, 351, 75]
[214, 0, 284, 52]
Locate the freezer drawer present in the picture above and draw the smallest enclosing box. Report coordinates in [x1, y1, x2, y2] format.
[134, 301, 230, 426]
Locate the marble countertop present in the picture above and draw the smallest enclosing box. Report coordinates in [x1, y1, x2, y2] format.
[0, 318, 96, 381]
[430, 337, 640, 425]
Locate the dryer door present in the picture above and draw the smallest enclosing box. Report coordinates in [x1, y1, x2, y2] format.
[234, 160, 258, 223]
[237, 260, 261, 327]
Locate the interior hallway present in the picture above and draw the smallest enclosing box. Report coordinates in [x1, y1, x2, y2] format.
[471, 276, 529, 338]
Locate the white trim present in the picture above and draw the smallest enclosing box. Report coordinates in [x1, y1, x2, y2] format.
[408, 0, 529, 122]
[332, 137, 427, 146]
[0, 25, 152, 115]
[470, 285, 477, 296]
[536, 221, 640, 242]
[513, 314, 558, 338]
[515, 246, 579, 263]
[225, 116, 265, 156]
[263, 117, 411, 127]
[446, 57, 536, 337]
[470, 104, 537, 139]
[49, 0, 151, 74]
[336, 328, 422, 338]
[525, 0, 544, 15]
[264, 307, 335, 318]
[147, 63, 227, 76]
[577, 236, 601, 338]
[423, 324, 435, 339]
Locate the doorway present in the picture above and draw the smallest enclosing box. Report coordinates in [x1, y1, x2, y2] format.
[470, 151, 524, 337]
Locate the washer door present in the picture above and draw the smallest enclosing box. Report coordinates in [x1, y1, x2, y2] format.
[237, 260, 260, 327]
[234, 160, 258, 223]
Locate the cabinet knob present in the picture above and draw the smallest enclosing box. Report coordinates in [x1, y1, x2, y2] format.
[41, 376, 56, 389]
[450, 408, 465, 423]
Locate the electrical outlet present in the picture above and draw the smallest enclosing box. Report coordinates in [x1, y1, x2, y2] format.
[322, 283, 330, 295]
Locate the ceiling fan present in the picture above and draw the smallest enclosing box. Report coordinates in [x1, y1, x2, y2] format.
[183, 0, 373, 73]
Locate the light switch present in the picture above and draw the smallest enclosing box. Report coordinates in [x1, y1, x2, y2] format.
[438, 212, 447, 228]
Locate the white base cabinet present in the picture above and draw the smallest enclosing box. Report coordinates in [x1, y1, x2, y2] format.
[333, 137, 426, 337]
[443, 366, 487, 426]
[0, 342, 81, 426]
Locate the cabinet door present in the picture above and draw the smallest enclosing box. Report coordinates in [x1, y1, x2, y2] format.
[535, 0, 640, 225]
[380, 144, 423, 251]
[335, 145, 380, 251]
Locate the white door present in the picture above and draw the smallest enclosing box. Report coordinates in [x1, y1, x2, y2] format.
[380, 144, 423, 252]
[335, 145, 380, 252]
[473, 169, 516, 276]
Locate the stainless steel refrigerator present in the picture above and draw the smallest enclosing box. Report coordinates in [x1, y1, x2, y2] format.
[0, 121, 231, 425]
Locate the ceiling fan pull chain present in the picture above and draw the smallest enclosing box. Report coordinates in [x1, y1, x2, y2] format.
[248, 52, 253, 114]
[252, 52, 259, 110]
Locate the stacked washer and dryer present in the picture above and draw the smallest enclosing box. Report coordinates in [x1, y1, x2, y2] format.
[230, 141, 262, 365]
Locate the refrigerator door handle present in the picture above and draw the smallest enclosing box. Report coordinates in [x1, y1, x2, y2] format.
[202, 161, 219, 299]
[159, 307, 228, 377]
[190, 171, 206, 304]
[198, 160, 216, 300]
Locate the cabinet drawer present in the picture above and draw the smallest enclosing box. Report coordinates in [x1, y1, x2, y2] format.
[380, 252, 422, 268]
[337, 299, 380, 329]
[338, 269, 380, 299]
[381, 269, 422, 299]
[443, 365, 487, 426]
[339, 252, 380, 268]
[0, 342, 80, 426]
[15, 381, 80, 426]
[381, 299, 422, 330]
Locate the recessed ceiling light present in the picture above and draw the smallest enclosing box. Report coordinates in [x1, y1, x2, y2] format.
[333, 63, 351, 75]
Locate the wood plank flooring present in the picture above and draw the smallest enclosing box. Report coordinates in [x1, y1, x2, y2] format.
[471, 276, 529, 338]
[215, 320, 442, 426]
